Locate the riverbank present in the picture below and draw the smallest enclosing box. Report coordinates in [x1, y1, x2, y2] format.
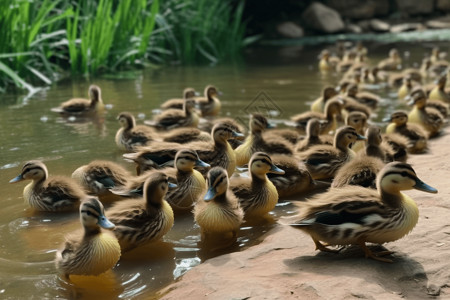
[158, 126, 450, 299]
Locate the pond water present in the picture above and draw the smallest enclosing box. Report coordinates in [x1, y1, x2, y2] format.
[0, 42, 443, 299]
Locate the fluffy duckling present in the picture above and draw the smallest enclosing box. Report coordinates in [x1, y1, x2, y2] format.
[407, 89, 445, 138]
[429, 74, 450, 103]
[195, 85, 222, 117]
[9, 160, 86, 211]
[230, 152, 284, 218]
[410, 87, 449, 118]
[364, 126, 394, 163]
[331, 154, 384, 189]
[310, 86, 338, 113]
[235, 114, 294, 166]
[106, 172, 175, 251]
[296, 126, 366, 180]
[72, 160, 132, 197]
[345, 111, 368, 153]
[377, 48, 401, 71]
[345, 83, 379, 109]
[296, 118, 333, 152]
[281, 162, 437, 262]
[194, 167, 244, 239]
[382, 133, 409, 163]
[159, 127, 211, 144]
[115, 112, 155, 151]
[291, 98, 344, 135]
[318, 50, 339, 72]
[55, 198, 120, 278]
[145, 99, 199, 130]
[51, 85, 105, 116]
[398, 76, 414, 100]
[267, 155, 316, 198]
[384, 111, 428, 154]
[160, 87, 197, 110]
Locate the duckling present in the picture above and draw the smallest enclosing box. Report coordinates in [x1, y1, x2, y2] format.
[290, 98, 344, 135]
[195, 85, 222, 117]
[331, 154, 384, 189]
[124, 123, 242, 177]
[198, 117, 245, 149]
[296, 118, 333, 152]
[382, 133, 409, 163]
[115, 112, 155, 151]
[281, 162, 437, 262]
[345, 111, 368, 153]
[160, 87, 197, 110]
[106, 172, 175, 251]
[318, 50, 339, 72]
[51, 85, 105, 116]
[160, 127, 211, 144]
[345, 83, 379, 110]
[55, 197, 121, 278]
[235, 114, 294, 166]
[341, 95, 372, 120]
[384, 111, 428, 154]
[337, 50, 357, 73]
[364, 126, 394, 163]
[194, 167, 244, 239]
[230, 152, 284, 218]
[398, 76, 414, 100]
[377, 48, 401, 71]
[429, 74, 450, 103]
[9, 160, 86, 211]
[296, 126, 366, 180]
[407, 89, 445, 138]
[263, 128, 301, 146]
[267, 155, 316, 198]
[410, 87, 449, 118]
[310, 86, 338, 113]
[71, 160, 132, 197]
[145, 99, 199, 130]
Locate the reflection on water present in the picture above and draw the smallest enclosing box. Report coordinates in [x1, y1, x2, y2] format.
[0, 42, 442, 299]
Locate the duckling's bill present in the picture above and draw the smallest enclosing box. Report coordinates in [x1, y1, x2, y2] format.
[98, 215, 115, 229]
[414, 177, 438, 193]
[204, 187, 216, 201]
[196, 159, 210, 168]
[9, 174, 24, 183]
[270, 165, 285, 174]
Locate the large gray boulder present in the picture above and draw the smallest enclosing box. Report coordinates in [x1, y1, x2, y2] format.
[302, 2, 345, 33]
[395, 0, 434, 15]
[276, 22, 304, 39]
[325, 0, 376, 19]
[437, 0, 450, 12]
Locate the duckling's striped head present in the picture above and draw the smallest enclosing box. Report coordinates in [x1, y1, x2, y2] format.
[365, 126, 383, 147]
[88, 85, 101, 102]
[436, 74, 447, 88]
[175, 149, 210, 172]
[346, 111, 367, 132]
[388, 111, 408, 125]
[10, 160, 48, 183]
[306, 118, 321, 138]
[322, 86, 338, 101]
[205, 85, 219, 98]
[324, 98, 344, 115]
[319, 49, 330, 59]
[250, 113, 272, 133]
[407, 88, 427, 107]
[184, 99, 196, 112]
[377, 162, 437, 194]
[183, 87, 197, 99]
[80, 197, 115, 230]
[117, 112, 136, 129]
[204, 167, 229, 201]
[334, 126, 366, 149]
[249, 152, 284, 179]
[211, 123, 244, 143]
[143, 172, 174, 204]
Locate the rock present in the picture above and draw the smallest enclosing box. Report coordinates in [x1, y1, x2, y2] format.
[370, 19, 390, 32]
[426, 16, 450, 29]
[325, 0, 376, 19]
[302, 2, 345, 33]
[390, 23, 425, 33]
[395, 0, 434, 15]
[345, 23, 363, 34]
[357, 20, 372, 32]
[436, 0, 450, 12]
[276, 22, 304, 39]
[374, 0, 391, 16]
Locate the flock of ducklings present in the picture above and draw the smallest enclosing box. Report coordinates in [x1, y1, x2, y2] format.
[8, 44, 448, 279]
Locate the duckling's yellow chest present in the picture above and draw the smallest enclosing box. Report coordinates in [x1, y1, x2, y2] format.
[80, 233, 121, 276]
[429, 88, 448, 102]
[408, 106, 422, 125]
[195, 201, 242, 233]
[23, 182, 35, 206]
[159, 201, 175, 237]
[225, 142, 237, 176]
[114, 128, 127, 151]
[246, 179, 279, 218]
[235, 135, 254, 166]
[385, 123, 396, 134]
[311, 98, 324, 113]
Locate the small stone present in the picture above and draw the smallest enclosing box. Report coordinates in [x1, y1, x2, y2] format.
[390, 23, 424, 33]
[426, 17, 450, 29]
[370, 19, 390, 32]
[345, 23, 363, 33]
[302, 2, 345, 33]
[427, 283, 440, 296]
[276, 22, 304, 39]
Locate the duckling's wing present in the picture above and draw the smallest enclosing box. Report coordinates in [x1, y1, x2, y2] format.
[42, 179, 82, 209]
[60, 99, 90, 113]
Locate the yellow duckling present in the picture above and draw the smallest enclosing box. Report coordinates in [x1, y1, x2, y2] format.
[429, 74, 450, 103]
[51, 85, 105, 116]
[115, 112, 155, 151]
[296, 118, 333, 152]
[267, 154, 315, 198]
[290, 98, 344, 135]
[235, 113, 294, 166]
[194, 167, 244, 239]
[106, 172, 175, 251]
[195, 85, 222, 117]
[318, 50, 339, 72]
[407, 89, 444, 138]
[345, 111, 368, 153]
[55, 197, 121, 278]
[160, 87, 198, 110]
[296, 126, 366, 180]
[310, 86, 338, 113]
[397, 76, 414, 100]
[384, 111, 428, 154]
[145, 98, 199, 130]
[71, 160, 132, 197]
[9, 160, 86, 211]
[230, 152, 284, 219]
[281, 162, 437, 262]
[377, 48, 401, 71]
[410, 87, 449, 118]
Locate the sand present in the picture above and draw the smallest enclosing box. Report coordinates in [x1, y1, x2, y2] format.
[158, 127, 450, 300]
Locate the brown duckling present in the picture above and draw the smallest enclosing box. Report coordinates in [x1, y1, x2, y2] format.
[345, 83, 379, 110]
[382, 133, 409, 163]
[377, 48, 401, 71]
[145, 98, 199, 130]
[195, 85, 222, 117]
[9, 160, 87, 211]
[296, 118, 333, 152]
[51, 85, 105, 116]
[194, 167, 244, 239]
[160, 127, 212, 144]
[345, 111, 368, 153]
[363, 126, 395, 163]
[429, 74, 450, 103]
[331, 154, 384, 189]
[115, 112, 155, 151]
[106, 172, 175, 251]
[160, 87, 198, 110]
[310, 86, 338, 113]
[407, 89, 445, 138]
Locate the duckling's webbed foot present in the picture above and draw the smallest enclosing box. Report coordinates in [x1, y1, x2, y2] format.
[357, 241, 393, 263]
[313, 238, 341, 253]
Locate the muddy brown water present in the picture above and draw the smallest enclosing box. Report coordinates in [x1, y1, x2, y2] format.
[0, 42, 443, 299]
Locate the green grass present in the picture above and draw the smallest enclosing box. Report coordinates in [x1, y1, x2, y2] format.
[0, 0, 253, 93]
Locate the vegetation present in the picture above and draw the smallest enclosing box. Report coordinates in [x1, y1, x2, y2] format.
[0, 0, 252, 93]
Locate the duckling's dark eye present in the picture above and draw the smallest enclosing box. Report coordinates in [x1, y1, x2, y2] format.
[400, 171, 408, 177]
[85, 211, 92, 216]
